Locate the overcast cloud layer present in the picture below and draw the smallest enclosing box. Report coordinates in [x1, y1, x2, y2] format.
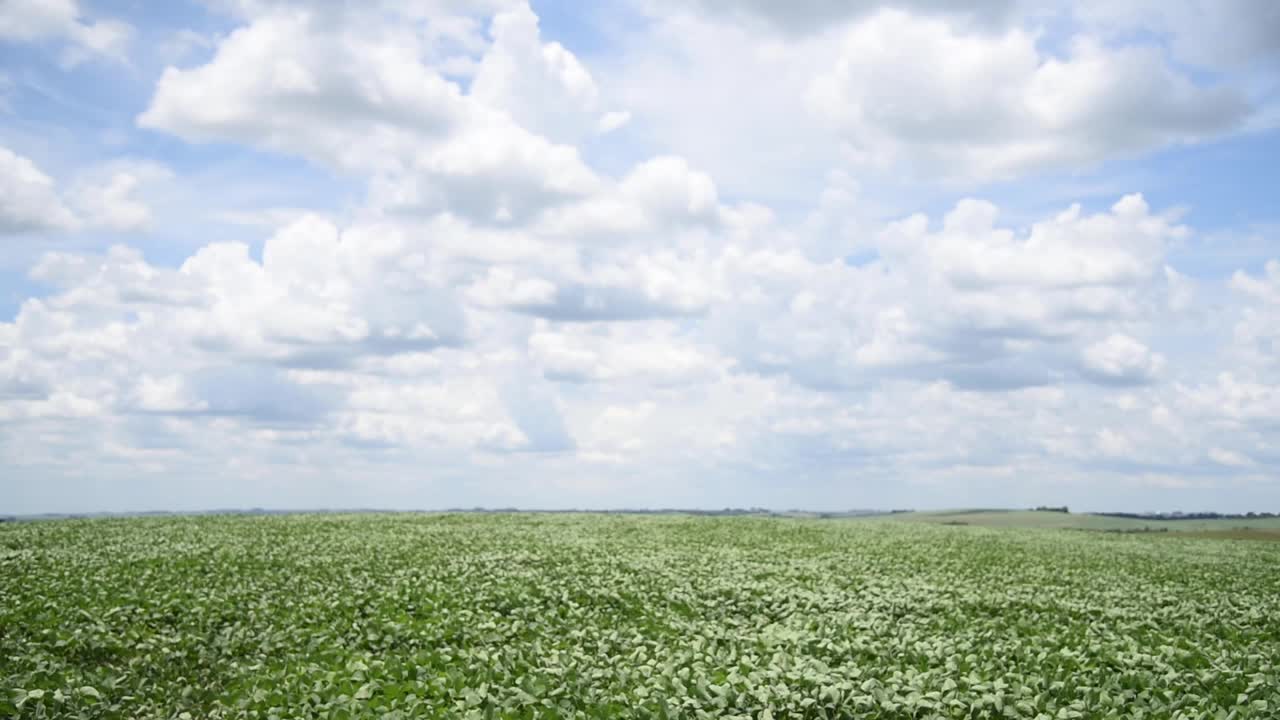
[2, 0, 1279, 514]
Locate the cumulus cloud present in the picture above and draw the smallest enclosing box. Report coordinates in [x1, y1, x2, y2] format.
[470, 3, 622, 144]
[1176, 372, 1280, 476]
[682, 0, 1017, 34]
[1075, 0, 1280, 70]
[807, 12, 1250, 181]
[138, 1, 603, 224]
[597, 111, 632, 134]
[1080, 334, 1165, 385]
[137, 10, 470, 159]
[1230, 260, 1280, 304]
[0, 0, 132, 63]
[4, 0, 1280, 512]
[0, 150, 175, 237]
[0, 146, 78, 234]
[7, 215, 471, 417]
[708, 193, 1189, 392]
[178, 215, 468, 364]
[1228, 261, 1280, 371]
[601, 13, 838, 206]
[607, 2, 1259, 202]
[5, 188, 1278, 508]
[532, 156, 720, 245]
[69, 161, 172, 233]
[528, 321, 728, 384]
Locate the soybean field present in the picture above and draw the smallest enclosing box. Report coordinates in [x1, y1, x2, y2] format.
[2, 514, 1279, 719]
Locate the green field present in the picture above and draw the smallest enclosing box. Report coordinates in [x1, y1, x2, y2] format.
[874, 509, 1280, 534]
[3, 514, 1279, 719]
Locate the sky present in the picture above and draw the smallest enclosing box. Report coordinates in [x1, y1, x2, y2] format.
[2, 0, 1279, 515]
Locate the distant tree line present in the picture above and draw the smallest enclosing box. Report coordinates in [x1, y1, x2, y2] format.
[1033, 506, 1070, 513]
[443, 507, 897, 518]
[449, 507, 781, 516]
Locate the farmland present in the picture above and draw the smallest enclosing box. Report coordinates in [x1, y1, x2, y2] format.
[3, 514, 1279, 719]
[871, 510, 1280, 534]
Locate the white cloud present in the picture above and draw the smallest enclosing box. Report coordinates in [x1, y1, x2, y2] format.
[807, 12, 1249, 181]
[1095, 427, 1133, 458]
[601, 12, 839, 206]
[619, 156, 719, 222]
[5, 0, 1280, 512]
[1230, 260, 1280, 305]
[0, 0, 131, 63]
[0, 145, 78, 234]
[132, 374, 207, 413]
[137, 10, 472, 162]
[0, 150, 178, 237]
[1226, 260, 1280, 376]
[469, 3, 620, 144]
[533, 155, 720, 245]
[463, 257, 714, 323]
[0, 0, 78, 40]
[177, 215, 467, 361]
[528, 321, 729, 384]
[70, 161, 173, 232]
[333, 371, 534, 452]
[1075, 0, 1280, 70]
[139, 2, 603, 224]
[1176, 371, 1280, 477]
[1081, 333, 1165, 385]
[597, 110, 632, 134]
[708, 193, 1188, 392]
[5, 197, 1278, 508]
[1209, 446, 1252, 468]
[678, 0, 1017, 34]
[594, 3, 1263, 221]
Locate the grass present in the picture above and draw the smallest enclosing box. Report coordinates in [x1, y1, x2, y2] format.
[3, 513, 1280, 718]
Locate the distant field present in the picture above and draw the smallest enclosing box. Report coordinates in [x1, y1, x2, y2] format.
[4, 514, 1280, 719]
[874, 509, 1280, 534]
[1168, 528, 1280, 541]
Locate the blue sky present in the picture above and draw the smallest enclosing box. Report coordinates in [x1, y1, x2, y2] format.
[2, 0, 1279, 514]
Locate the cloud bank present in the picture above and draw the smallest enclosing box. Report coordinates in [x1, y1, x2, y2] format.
[1, 0, 1278, 513]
